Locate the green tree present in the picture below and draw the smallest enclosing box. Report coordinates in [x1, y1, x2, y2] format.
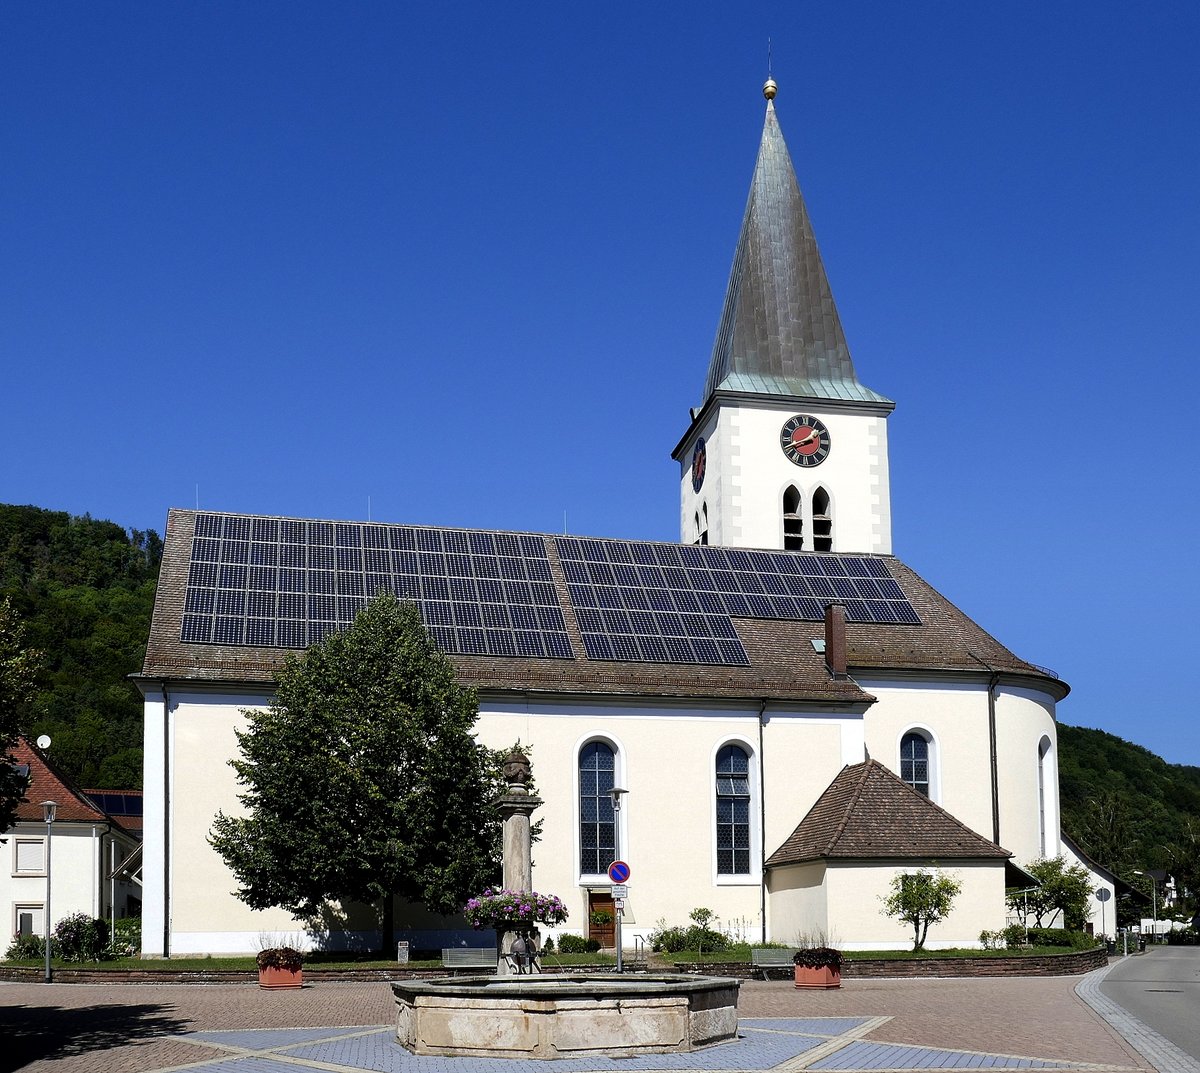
[209, 594, 501, 953]
[881, 869, 962, 951]
[1, 597, 41, 831]
[1008, 856, 1095, 929]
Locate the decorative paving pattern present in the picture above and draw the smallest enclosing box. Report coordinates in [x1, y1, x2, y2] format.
[170, 1017, 1129, 1073]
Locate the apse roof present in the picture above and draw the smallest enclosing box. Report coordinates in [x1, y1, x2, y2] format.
[765, 760, 1013, 866]
[700, 92, 891, 410]
[138, 509, 1062, 705]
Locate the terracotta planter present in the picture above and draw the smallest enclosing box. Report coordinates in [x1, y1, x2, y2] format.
[793, 965, 841, 989]
[258, 965, 303, 989]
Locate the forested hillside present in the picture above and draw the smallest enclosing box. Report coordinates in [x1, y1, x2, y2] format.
[0, 503, 160, 788]
[1058, 721, 1200, 901]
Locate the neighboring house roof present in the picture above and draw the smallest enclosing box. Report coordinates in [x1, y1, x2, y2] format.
[137, 511, 1065, 706]
[699, 94, 892, 410]
[766, 760, 1013, 866]
[83, 789, 144, 833]
[9, 738, 123, 827]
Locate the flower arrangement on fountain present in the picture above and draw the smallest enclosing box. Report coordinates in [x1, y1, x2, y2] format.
[464, 888, 569, 931]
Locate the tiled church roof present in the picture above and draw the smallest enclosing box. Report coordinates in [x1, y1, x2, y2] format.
[138, 509, 1064, 707]
[765, 760, 1012, 866]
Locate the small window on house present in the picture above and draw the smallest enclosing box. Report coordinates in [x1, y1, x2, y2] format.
[14, 838, 45, 875]
[14, 904, 43, 937]
[812, 487, 833, 552]
[783, 486, 803, 551]
[715, 745, 751, 874]
[900, 732, 931, 797]
[579, 741, 617, 875]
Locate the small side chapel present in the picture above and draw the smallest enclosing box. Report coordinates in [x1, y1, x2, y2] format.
[137, 81, 1068, 957]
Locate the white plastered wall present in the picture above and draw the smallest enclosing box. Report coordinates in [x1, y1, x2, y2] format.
[1058, 839, 1116, 940]
[3, 823, 114, 937]
[679, 401, 891, 554]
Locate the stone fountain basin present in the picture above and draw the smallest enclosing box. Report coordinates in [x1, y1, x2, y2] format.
[392, 973, 741, 1058]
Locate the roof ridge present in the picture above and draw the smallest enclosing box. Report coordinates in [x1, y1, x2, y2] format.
[822, 761, 870, 854]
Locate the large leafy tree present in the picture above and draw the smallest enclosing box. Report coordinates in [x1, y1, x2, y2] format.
[1, 597, 41, 832]
[1007, 856, 1095, 929]
[210, 594, 501, 952]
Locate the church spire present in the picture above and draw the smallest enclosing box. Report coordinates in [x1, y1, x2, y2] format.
[701, 81, 891, 409]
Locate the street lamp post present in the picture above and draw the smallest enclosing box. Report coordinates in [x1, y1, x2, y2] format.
[41, 800, 57, 983]
[1134, 870, 1158, 944]
[608, 786, 628, 973]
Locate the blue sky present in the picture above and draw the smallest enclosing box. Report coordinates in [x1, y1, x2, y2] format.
[3, 4, 1197, 764]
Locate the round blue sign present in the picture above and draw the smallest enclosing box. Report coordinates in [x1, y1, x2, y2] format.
[608, 860, 631, 883]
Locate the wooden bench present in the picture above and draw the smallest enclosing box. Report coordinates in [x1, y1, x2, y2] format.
[441, 947, 498, 971]
[750, 948, 795, 980]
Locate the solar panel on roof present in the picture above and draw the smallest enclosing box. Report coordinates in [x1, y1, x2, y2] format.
[181, 514, 574, 661]
[554, 537, 919, 667]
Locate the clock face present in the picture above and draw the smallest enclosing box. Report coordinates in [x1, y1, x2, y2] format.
[691, 438, 707, 493]
[780, 414, 831, 467]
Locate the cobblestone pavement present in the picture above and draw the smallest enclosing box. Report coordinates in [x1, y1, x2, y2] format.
[0, 971, 1155, 1073]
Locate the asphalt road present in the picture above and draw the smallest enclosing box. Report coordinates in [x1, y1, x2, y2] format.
[1101, 945, 1200, 1059]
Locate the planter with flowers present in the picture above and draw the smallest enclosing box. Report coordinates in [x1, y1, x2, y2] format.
[256, 946, 305, 989]
[465, 889, 569, 974]
[792, 947, 842, 989]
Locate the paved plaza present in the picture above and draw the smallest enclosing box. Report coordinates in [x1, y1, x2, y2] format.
[0, 963, 1181, 1073]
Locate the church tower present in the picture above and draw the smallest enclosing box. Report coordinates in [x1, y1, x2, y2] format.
[672, 80, 894, 554]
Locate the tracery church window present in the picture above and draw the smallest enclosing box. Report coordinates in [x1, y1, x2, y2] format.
[715, 744, 751, 874]
[900, 731, 932, 797]
[579, 741, 617, 874]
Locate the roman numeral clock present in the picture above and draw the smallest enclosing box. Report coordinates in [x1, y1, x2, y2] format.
[780, 414, 831, 467]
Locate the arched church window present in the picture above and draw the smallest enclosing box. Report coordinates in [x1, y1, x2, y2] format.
[783, 486, 803, 551]
[1038, 737, 1052, 857]
[700, 503, 709, 546]
[715, 744, 751, 874]
[579, 741, 617, 875]
[812, 487, 833, 552]
[900, 731, 932, 797]
[693, 511, 701, 546]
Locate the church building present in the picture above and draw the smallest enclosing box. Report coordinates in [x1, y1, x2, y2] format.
[137, 81, 1068, 956]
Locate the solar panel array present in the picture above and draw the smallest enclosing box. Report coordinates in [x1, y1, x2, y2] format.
[181, 514, 573, 659]
[179, 514, 921, 666]
[556, 537, 919, 664]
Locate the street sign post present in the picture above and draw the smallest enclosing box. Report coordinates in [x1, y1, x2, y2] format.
[607, 860, 631, 971]
[608, 861, 631, 883]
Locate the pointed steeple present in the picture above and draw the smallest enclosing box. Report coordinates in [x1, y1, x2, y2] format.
[702, 82, 891, 408]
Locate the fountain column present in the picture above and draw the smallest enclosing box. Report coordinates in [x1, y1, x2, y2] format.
[494, 749, 542, 974]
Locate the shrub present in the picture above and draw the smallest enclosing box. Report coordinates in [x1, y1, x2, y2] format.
[1002, 924, 1025, 949]
[793, 947, 842, 971]
[978, 929, 1005, 950]
[5, 932, 45, 960]
[556, 934, 600, 954]
[685, 925, 728, 952]
[1024, 927, 1096, 950]
[256, 946, 304, 971]
[1166, 928, 1200, 946]
[54, 913, 108, 962]
[107, 917, 141, 958]
[540, 936, 555, 954]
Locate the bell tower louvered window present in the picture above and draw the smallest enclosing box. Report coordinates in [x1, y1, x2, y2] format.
[715, 744, 751, 874]
[812, 487, 833, 551]
[579, 741, 617, 875]
[783, 486, 803, 551]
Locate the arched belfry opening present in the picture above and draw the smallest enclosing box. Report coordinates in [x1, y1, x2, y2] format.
[783, 486, 803, 551]
[812, 487, 833, 552]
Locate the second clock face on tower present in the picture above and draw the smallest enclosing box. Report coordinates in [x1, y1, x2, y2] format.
[780, 414, 831, 467]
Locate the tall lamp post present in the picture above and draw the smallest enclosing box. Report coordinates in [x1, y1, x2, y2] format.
[41, 800, 57, 983]
[608, 786, 628, 973]
[1134, 870, 1157, 943]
